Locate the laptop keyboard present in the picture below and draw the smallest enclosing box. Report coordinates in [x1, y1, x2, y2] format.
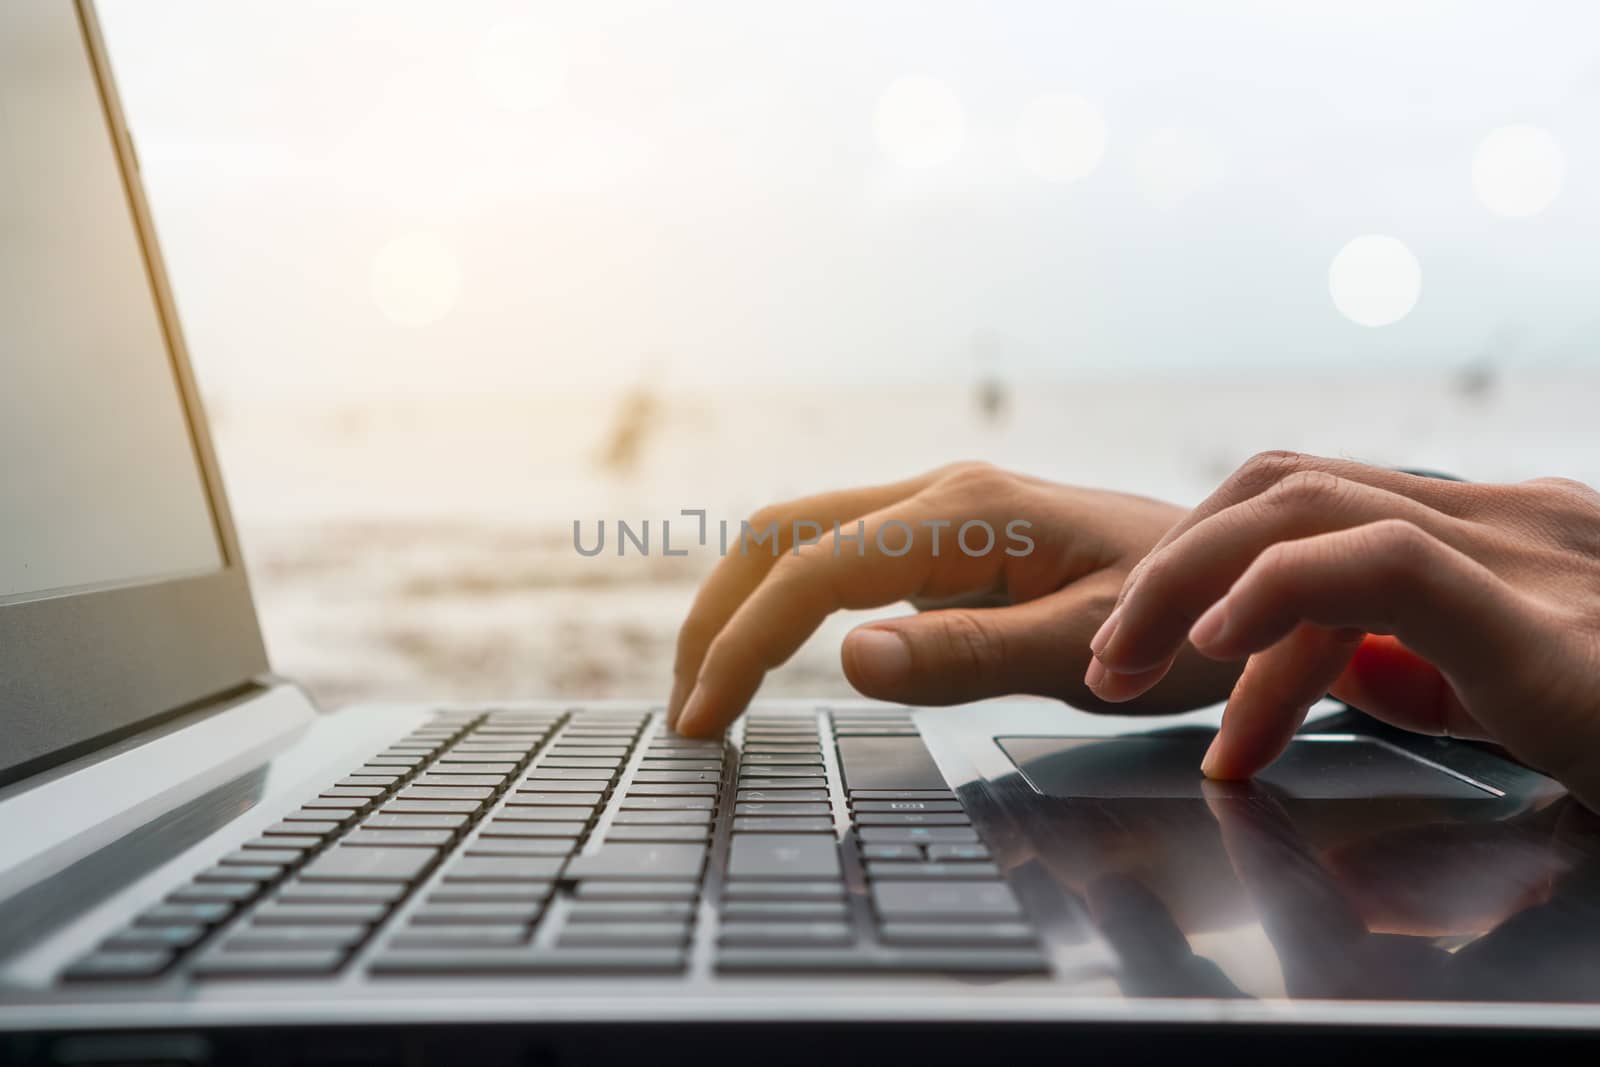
[61, 708, 1048, 983]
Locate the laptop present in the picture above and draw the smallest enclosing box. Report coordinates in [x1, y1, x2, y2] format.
[5, 3, 1600, 1060]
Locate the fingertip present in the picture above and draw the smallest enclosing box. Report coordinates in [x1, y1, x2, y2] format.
[1188, 599, 1231, 656]
[673, 687, 714, 737]
[841, 626, 911, 696]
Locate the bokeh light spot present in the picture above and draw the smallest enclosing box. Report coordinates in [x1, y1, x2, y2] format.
[1472, 125, 1565, 218]
[1014, 92, 1106, 182]
[371, 232, 461, 328]
[1328, 235, 1421, 328]
[874, 76, 965, 169]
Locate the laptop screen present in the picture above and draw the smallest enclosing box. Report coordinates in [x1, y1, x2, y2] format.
[0, 3, 223, 601]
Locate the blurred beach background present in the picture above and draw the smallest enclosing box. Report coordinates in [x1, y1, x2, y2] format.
[95, 1, 1600, 707]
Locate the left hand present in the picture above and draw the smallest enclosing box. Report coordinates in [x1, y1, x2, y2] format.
[1085, 451, 1600, 810]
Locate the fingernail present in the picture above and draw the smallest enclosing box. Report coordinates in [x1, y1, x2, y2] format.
[1189, 600, 1229, 651]
[1200, 734, 1223, 778]
[1089, 606, 1122, 657]
[674, 687, 708, 736]
[1084, 656, 1106, 690]
[848, 628, 911, 691]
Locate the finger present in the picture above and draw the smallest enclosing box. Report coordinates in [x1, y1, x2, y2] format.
[1184, 520, 1568, 777]
[1329, 634, 1487, 740]
[1200, 624, 1363, 781]
[1110, 452, 1482, 618]
[840, 574, 1117, 705]
[675, 494, 1017, 736]
[1098, 470, 1476, 679]
[667, 467, 955, 725]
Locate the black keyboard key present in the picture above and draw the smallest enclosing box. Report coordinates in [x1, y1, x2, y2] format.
[380, 799, 482, 815]
[369, 947, 686, 975]
[267, 819, 341, 836]
[738, 788, 828, 803]
[926, 843, 991, 861]
[410, 902, 543, 924]
[137, 902, 232, 926]
[722, 881, 845, 901]
[738, 777, 827, 790]
[860, 844, 922, 861]
[871, 881, 1023, 920]
[197, 865, 280, 883]
[736, 766, 820, 779]
[413, 774, 506, 789]
[390, 926, 529, 948]
[252, 902, 389, 925]
[858, 827, 979, 845]
[604, 825, 709, 843]
[343, 829, 455, 848]
[732, 817, 833, 833]
[480, 819, 584, 836]
[718, 921, 853, 946]
[103, 925, 207, 951]
[491, 806, 594, 822]
[276, 882, 408, 904]
[618, 796, 714, 811]
[465, 839, 575, 857]
[427, 882, 553, 903]
[835, 738, 945, 792]
[168, 882, 261, 905]
[566, 900, 695, 923]
[192, 948, 346, 978]
[727, 835, 841, 880]
[715, 947, 1045, 974]
[397, 786, 493, 802]
[574, 881, 699, 901]
[556, 921, 690, 947]
[62, 950, 172, 981]
[735, 802, 830, 817]
[612, 810, 714, 825]
[878, 922, 1036, 946]
[720, 900, 849, 920]
[626, 784, 717, 797]
[441, 856, 565, 882]
[847, 790, 955, 801]
[224, 924, 368, 950]
[514, 781, 613, 794]
[222, 849, 300, 866]
[564, 844, 705, 881]
[301, 847, 436, 883]
[852, 800, 965, 813]
[244, 835, 321, 851]
[855, 812, 970, 827]
[362, 812, 470, 831]
[865, 861, 1000, 880]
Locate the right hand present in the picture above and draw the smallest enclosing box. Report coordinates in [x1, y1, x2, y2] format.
[668, 463, 1241, 736]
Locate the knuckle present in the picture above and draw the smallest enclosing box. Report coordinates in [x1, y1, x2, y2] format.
[1234, 450, 1307, 494]
[938, 612, 1004, 680]
[936, 461, 1013, 498]
[1365, 518, 1436, 577]
[1264, 469, 1345, 513]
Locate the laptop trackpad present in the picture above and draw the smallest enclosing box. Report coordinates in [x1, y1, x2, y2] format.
[997, 735, 1498, 800]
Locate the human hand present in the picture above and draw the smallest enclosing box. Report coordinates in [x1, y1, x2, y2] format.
[669, 463, 1241, 736]
[1087, 451, 1600, 809]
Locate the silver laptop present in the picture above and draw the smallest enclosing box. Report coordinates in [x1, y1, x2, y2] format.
[4, 3, 1600, 1058]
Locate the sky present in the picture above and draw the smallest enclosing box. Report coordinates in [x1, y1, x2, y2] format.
[95, 0, 1600, 396]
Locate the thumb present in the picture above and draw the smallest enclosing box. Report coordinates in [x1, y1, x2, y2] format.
[841, 595, 1091, 705]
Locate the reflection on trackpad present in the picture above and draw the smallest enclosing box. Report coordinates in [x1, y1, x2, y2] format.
[997, 735, 1498, 800]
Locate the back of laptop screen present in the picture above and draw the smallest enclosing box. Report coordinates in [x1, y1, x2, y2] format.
[0, 4, 222, 602]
